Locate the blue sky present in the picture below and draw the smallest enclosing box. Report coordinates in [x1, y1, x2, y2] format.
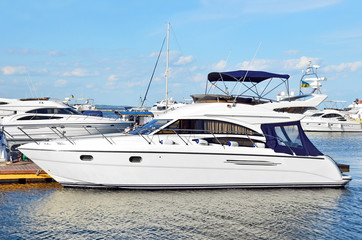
[1, 0, 361, 106]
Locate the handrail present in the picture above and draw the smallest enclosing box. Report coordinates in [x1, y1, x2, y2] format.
[131, 126, 298, 155]
[262, 133, 297, 156]
[17, 127, 39, 145]
[170, 129, 188, 145]
[1, 127, 14, 139]
[94, 127, 114, 145]
[49, 127, 75, 145]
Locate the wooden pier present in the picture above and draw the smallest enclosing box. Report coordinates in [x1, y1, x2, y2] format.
[0, 161, 53, 184]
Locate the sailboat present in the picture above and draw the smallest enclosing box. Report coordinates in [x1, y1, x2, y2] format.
[149, 23, 188, 117]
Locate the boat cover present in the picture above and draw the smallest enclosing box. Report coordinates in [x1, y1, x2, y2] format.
[261, 121, 322, 156]
[82, 110, 103, 117]
[116, 111, 154, 116]
[208, 70, 290, 83]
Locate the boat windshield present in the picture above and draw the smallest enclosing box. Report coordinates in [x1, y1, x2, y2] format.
[261, 121, 322, 156]
[130, 119, 172, 135]
[274, 125, 303, 149]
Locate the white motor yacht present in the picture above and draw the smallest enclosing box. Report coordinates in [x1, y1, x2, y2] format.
[347, 98, 362, 121]
[19, 88, 351, 189]
[301, 109, 362, 132]
[0, 97, 132, 150]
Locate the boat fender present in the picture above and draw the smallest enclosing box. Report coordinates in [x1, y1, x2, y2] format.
[196, 139, 208, 145]
[228, 141, 239, 147]
[160, 139, 174, 145]
[253, 142, 265, 148]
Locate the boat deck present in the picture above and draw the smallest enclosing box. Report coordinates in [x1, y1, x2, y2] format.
[0, 161, 53, 183]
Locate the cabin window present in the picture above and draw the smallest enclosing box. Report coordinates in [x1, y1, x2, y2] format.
[274, 107, 316, 114]
[321, 113, 342, 118]
[18, 116, 63, 120]
[311, 113, 324, 117]
[0, 102, 8, 105]
[157, 119, 260, 136]
[26, 108, 81, 115]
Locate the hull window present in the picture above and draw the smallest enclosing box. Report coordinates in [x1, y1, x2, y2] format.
[80, 155, 93, 161]
[129, 156, 142, 163]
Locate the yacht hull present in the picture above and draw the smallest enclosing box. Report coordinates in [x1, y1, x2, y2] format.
[301, 121, 362, 132]
[19, 141, 351, 189]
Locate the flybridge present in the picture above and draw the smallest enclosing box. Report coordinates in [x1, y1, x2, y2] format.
[192, 70, 291, 104]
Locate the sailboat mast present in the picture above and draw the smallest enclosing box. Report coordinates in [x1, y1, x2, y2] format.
[165, 22, 170, 108]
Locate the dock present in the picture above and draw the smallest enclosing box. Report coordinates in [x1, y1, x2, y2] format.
[0, 161, 53, 184]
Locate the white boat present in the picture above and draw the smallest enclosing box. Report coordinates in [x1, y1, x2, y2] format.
[18, 74, 351, 189]
[71, 98, 97, 113]
[150, 98, 187, 118]
[0, 97, 132, 150]
[347, 98, 362, 121]
[301, 109, 362, 132]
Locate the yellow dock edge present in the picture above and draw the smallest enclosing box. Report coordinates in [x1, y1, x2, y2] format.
[0, 173, 52, 180]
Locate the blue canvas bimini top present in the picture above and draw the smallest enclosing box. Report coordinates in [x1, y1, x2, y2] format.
[208, 70, 290, 83]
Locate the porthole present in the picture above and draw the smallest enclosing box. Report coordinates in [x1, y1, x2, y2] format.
[80, 155, 93, 161]
[129, 156, 142, 163]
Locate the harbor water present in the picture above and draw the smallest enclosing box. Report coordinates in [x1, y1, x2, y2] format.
[0, 133, 361, 239]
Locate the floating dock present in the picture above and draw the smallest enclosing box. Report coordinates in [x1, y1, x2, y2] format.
[0, 161, 53, 184]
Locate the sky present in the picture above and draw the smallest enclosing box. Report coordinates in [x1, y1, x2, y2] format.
[1, 0, 362, 107]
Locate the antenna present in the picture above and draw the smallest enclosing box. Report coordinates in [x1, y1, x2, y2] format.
[233, 41, 262, 104]
[25, 71, 38, 99]
[165, 22, 170, 108]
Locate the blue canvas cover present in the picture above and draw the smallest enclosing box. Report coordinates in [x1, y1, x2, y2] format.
[116, 111, 153, 116]
[261, 121, 322, 156]
[82, 110, 103, 117]
[208, 70, 290, 83]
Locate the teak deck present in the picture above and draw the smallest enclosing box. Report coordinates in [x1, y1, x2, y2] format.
[0, 161, 53, 184]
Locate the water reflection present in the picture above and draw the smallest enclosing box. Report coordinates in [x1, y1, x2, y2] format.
[0, 185, 354, 239]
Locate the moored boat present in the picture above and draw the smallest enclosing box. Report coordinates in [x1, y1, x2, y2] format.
[18, 99, 351, 189]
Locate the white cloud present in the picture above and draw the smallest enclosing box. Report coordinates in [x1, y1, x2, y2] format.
[282, 56, 320, 70]
[324, 61, 362, 72]
[189, 66, 198, 72]
[125, 80, 145, 88]
[54, 79, 67, 87]
[193, 73, 205, 82]
[283, 50, 300, 55]
[154, 76, 162, 82]
[1, 66, 27, 75]
[172, 83, 182, 87]
[63, 68, 89, 77]
[7, 48, 62, 56]
[235, 56, 320, 71]
[86, 84, 94, 88]
[236, 59, 273, 70]
[174, 56, 194, 65]
[212, 60, 227, 71]
[106, 74, 119, 86]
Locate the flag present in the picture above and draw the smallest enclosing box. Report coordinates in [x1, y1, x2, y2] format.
[71, 94, 74, 98]
[301, 80, 310, 88]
